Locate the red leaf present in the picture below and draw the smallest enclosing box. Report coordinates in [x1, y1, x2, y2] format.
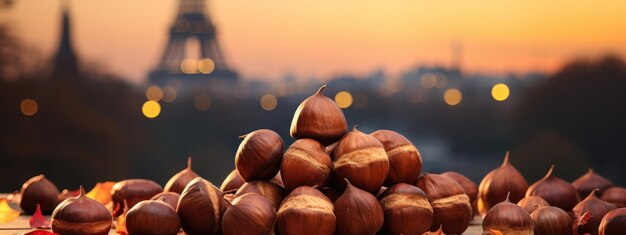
[24, 230, 59, 235]
[29, 204, 51, 229]
[573, 210, 591, 235]
[111, 203, 121, 218]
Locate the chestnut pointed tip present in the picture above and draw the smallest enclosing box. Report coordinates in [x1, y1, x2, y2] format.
[588, 168, 594, 174]
[544, 164, 555, 178]
[187, 156, 192, 170]
[78, 185, 85, 196]
[505, 191, 511, 203]
[587, 188, 600, 199]
[316, 84, 327, 95]
[502, 151, 511, 166]
[238, 134, 247, 139]
[352, 124, 359, 131]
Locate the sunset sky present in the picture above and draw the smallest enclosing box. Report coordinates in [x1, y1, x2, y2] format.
[3, 0, 626, 84]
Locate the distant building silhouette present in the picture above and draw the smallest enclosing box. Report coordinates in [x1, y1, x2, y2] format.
[51, 2, 80, 80]
[149, 0, 237, 86]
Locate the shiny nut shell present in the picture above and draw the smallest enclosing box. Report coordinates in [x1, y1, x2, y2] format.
[111, 179, 163, 217]
[371, 130, 422, 186]
[281, 139, 332, 192]
[235, 129, 284, 181]
[277, 186, 336, 235]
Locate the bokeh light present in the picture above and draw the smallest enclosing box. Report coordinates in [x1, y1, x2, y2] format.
[334, 91, 353, 108]
[198, 58, 215, 74]
[142, 100, 161, 118]
[260, 94, 277, 111]
[162, 86, 177, 103]
[180, 59, 198, 74]
[434, 73, 448, 88]
[145, 85, 163, 101]
[195, 94, 212, 111]
[20, 99, 38, 116]
[443, 88, 462, 106]
[420, 73, 437, 89]
[491, 83, 510, 101]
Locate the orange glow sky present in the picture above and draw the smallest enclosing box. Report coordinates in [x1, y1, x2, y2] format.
[3, 0, 626, 84]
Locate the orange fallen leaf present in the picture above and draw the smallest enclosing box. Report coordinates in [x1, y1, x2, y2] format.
[29, 204, 51, 229]
[115, 200, 129, 235]
[86, 181, 116, 205]
[422, 225, 443, 235]
[0, 198, 20, 223]
[24, 230, 59, 235]
[488, 229, 505, 235]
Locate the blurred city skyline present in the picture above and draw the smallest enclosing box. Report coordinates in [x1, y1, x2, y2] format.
[3, 0, 626, 84]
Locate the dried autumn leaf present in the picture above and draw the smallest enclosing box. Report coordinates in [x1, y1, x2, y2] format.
[488, 229, 505, 235]
[422, 225, 443, 235]
[24, 230, 60, 235]
[86, 181, 115, 205]
[0, 198, 20, 223]
[573, 210, 591, 235]
[29, 204, 51, 229]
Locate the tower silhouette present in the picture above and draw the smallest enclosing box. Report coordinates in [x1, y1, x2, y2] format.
[51, 2, 80, 80]
[149, 0, 237, 85]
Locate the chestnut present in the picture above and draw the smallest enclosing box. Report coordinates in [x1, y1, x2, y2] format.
[573, 189, 616, 235]
[126, 198, 181, 235]
[235, 129, 284, 181]
[235, 180, 285, 209]
[111, 179, 163, 217]
[290, 85, 348, 146]
[331, 126, 389, 194]
[220, 169, 245, 192]
[177, 177, 229, 235]
[417, 173, 472, 234]
[526, 165, 579, 211]
[530, 206, 572, 235]
[601, 187, 626, 208]
[277, 186, 336, 235]
[482, 193, 534, 235]
[517, 195, 549, 214]
[281, 138, 332, 192]
[370, 130, 422, 186]
[572, 168, 613, 199]
[478, 152, 529, 216]
[164, 157, 200, 194]
[378, 183, 433, 235]
[20, 174, 60, 215]
[334, 179, 384, 235]
[271, 171, 285, 188]
[221, 193, 276, 235]
[150, 191, 180, 209]
[599, 208, 626, 235]
[51, 186, 112, 235]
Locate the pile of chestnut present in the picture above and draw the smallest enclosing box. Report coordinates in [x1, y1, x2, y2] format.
[13, 85, 626, 235]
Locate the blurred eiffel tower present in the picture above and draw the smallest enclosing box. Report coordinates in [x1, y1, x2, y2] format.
[149, 0, 237, 85]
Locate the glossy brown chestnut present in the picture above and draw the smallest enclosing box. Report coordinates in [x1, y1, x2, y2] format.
[483, 193, 534, 235]
[530, 206, 572, 235]
[417, 173, 472, 234]
[378, 183, 433, 235]
[235, 180, 285, 209]
[334, 179, 384, 235]
[599, 208, 626, 235]
[150, 191, 180, 209]
[51, 186, 112, 235]
[281, 138, 332, 192]
[517, 195, 549, 214]
[221, 193, 276, 235]
[371, 130, 422, 186]
[20, 174, 60, 215]
[477, 152, 529, 216]
[526, 165, 579, 211]
[572, 168, 614, 199]
[177, 177, 230, 235]
[220, 169, 245, 192]
[331, 126, 389, 194]
[573, 189, 616, 235]
[164, 157, 200, 194]
[601, 187, 626, 208]
[126, 198, 181, 235]
[277, 186, 336, 235]
[111, 179, 163, 217]
[235, 129, 284, 181]
[290, 85, 348, 146]
[441, 171, 478, 204]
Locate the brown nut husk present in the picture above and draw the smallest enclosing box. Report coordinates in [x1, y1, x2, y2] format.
[111, 179, 163, 217]
[150, 191, 180, 209]
[221, 193, 276, 235]
[371, 130, 422, 186]
[378, 183, 433, 235]
[334, 179, 384, 235]
[600, 187, 626, 208]
[220, 169, 245, 192]
[517, 195, 550, 214]
[281, 138, 332, 192]
[177, 177, 229, 235]
[126, 198, 181, 235]
[331, 126, 389, 194]
[483, 193, 534, 235]
[20, 174, 60, 215]
[417, 173, 472, 234]
[573, 189, 616, 235]
[526, 165, 580, 211]
[235, 129, 284, 181]
[478, 152, 529, 216]
[530, 205, 572, 235]
[572, 168, 614, 199]
[164, 157, 200, 194]
[277, 186, 336, 235]
[599, 208, 626, 235]
[51, 186, 112, 235]
[290, 85, 348, 146]
[441, 171, 478, 204]
[235, 180, 285, 209]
